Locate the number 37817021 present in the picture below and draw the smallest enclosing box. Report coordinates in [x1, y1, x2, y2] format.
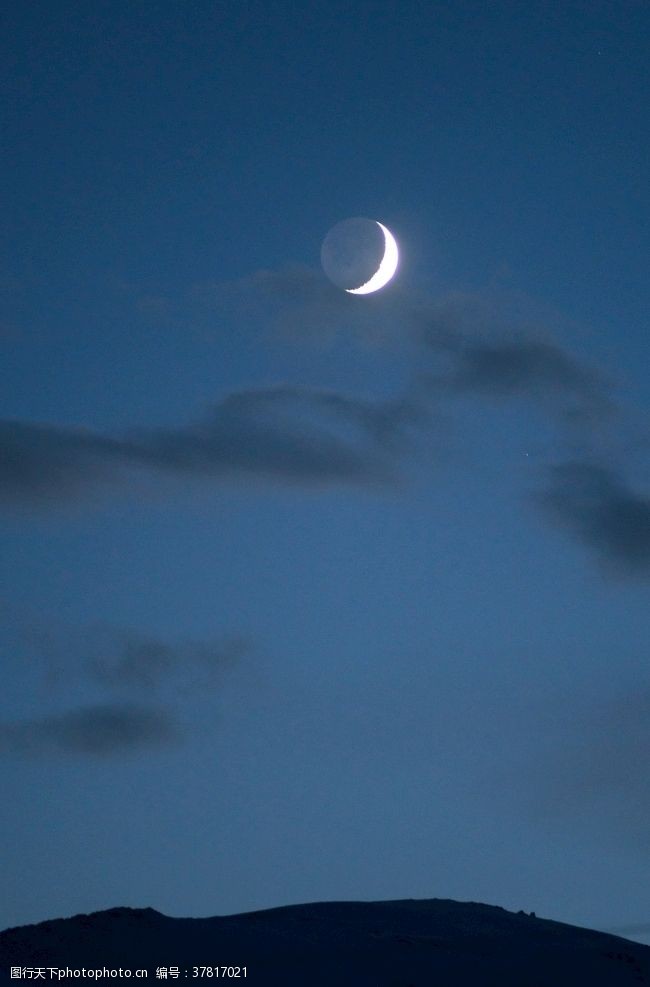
[192, 968, 246, 978]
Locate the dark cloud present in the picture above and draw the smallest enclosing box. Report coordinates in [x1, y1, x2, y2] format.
[416, 295, 612, 420]
[0, 420, 135, 505]
[535, 461, 650, 576]
[2, 285, 609, 513]
[445, 338, 606, 406]
[3, 267, 645, 585]
[0, 704, 180, 757]
[0, 384, 415, 507]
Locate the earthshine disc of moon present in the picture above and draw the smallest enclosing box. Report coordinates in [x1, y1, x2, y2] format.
[320, 217, 399, 294]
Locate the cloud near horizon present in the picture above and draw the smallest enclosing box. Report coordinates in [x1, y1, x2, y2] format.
[85, 629, 249, 694]
[0, 703, 180, 757]
[536, 686, 650, 842]
[0, 620, 251, 758]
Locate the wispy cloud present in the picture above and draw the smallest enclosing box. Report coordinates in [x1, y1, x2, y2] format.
[0, 384, 417, 507]
[0, 617, 251, 758]
[3, 265, 647, 581]
[210, 268, 614, 418]
[223, 272, 646, 579]
[415, 293, 613, 424]
[85, 630, 248, 694]
[193, 264, 409, 343]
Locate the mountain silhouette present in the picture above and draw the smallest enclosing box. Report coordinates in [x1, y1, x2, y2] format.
[2, 898, 648, 985]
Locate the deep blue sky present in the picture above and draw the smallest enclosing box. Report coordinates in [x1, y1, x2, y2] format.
[2, 0, 649, 942]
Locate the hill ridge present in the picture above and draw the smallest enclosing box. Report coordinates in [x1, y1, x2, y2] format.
[2, 897, 648, 986]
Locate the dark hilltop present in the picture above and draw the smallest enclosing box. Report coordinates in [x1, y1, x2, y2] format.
[1, 898, 648, 986]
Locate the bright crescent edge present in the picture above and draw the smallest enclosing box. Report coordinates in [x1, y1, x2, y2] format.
[345, 221, 399, 295]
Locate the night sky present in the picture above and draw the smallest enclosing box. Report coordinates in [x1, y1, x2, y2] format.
[2, 0, 649, 943]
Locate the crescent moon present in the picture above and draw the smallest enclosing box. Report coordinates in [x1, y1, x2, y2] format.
[345, 221, 399, 295]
